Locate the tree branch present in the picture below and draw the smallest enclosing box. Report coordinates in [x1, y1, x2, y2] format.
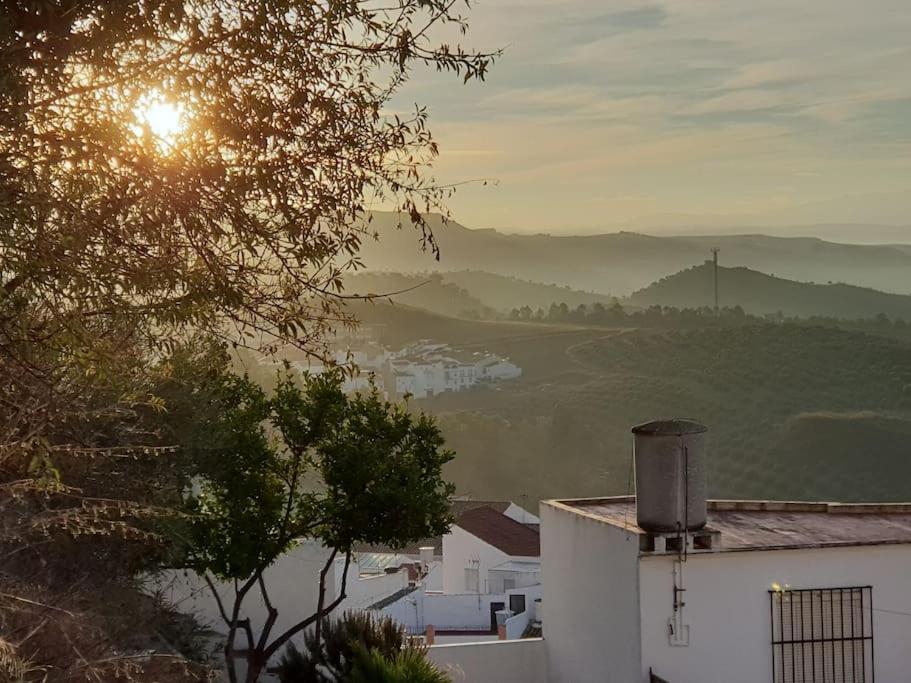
[203, 573, 230, 625]
[262, 549, 352, 660]
[255, 575, 279, 652]
[313, 548, 337, 645]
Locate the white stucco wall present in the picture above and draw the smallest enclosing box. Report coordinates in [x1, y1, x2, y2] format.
[151, 539, 333, 640]
[381, 587, 505, 632]
[423, 562, 443, 591]
[638, 543, 911, 683]
[503, 502, 540, 524]
[428, 638, 548, 683]
[151, 540, 406, 645]
[335, 566, 408, 611]
[442, 525, 511, 594]
[540, 501, 643, 683]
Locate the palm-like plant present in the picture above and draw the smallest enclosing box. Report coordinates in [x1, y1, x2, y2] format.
[277, 612, 448, 683]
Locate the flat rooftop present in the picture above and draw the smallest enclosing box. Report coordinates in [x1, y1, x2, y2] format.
[548, 496, 911, 553]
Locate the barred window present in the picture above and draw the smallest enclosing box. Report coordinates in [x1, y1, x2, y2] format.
[770, 586, 874, 683]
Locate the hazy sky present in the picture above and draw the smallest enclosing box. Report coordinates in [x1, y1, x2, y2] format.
[395, 0, 911, 235]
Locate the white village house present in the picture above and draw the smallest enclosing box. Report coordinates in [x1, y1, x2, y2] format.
[150, 499, 540, 658]
[153, 420, 911, 682]
[264, 339, 522, 400]
[149, 539, 417, 649]
[380, 502, 542, 642]
[427, 420, 911, 682]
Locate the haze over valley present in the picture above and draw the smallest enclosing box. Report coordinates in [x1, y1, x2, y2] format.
[357, 212, 911, 296]
[331, 211, 911, 507]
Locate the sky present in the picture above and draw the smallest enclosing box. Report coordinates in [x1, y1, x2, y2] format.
[394, 0, 911, 236]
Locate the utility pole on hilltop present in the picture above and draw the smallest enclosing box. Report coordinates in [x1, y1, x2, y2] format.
[711, 247, 720, 313]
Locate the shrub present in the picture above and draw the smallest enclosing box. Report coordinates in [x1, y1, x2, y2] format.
[349, 646, 451, 683]
[277, 611, 426, 683]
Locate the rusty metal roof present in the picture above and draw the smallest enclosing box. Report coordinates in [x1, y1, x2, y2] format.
[547, 496, 911, 553]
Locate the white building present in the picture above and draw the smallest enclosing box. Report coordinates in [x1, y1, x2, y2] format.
[150, 540, 415, 649]
[377, 502, 542, 642]
[476, 356, 522, 381]
[427, 420, 911, 682]
[429, 497, 911, 683]
[442, 505, 541, 595]
[540, 496, 911, 683]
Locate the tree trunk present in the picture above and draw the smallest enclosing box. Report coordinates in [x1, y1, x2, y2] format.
[244, 653, 265, 683]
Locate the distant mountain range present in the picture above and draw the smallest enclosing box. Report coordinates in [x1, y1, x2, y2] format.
[343, 272, 493, 319]
[357, 212, 911, 296]
[345, 270, 616, 314]
[628, 263, 911, 320]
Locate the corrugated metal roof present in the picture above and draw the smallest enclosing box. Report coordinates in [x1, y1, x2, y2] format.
[355, 552, 413, 573]
[549, 496, 911, 553]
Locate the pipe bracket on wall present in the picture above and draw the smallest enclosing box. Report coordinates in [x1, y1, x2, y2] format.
[668, 554, 691, 647]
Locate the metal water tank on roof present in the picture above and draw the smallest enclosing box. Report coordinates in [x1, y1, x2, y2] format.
[633, 419, 707, 533]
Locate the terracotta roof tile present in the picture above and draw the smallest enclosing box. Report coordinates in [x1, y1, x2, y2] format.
[355, 499, 513, 555]
[455, 506, 540, 557]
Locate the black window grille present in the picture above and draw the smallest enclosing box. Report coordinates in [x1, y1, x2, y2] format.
[770, 586, 874, 683]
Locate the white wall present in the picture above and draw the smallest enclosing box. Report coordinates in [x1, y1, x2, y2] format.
[639, 544, 911, 683]
[151, 539, 332, 640]
[428, 638, 547, 683]
[540, 501, 642, 683]
[336, 565, 408, 611]
[503, 585, 542, 640]
[442, 525, 511, 594]
[381, 587, 505, 632]
[151, 540, 407, 647]
[503, 502, 540, 524]
[488, 567, 540, 594]
[423, 562, 443, 591]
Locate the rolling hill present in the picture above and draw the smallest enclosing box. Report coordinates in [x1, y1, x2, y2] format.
[336, 304, 911, 505]
[343, 272, 492, 319]
[356, 211, 911, 296]
[627, 263, 911, 319]
[439, 271, 617, 312]
[346, 269, 618, 314]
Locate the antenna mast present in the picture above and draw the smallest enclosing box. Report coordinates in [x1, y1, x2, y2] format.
[710, 248, 720, 313]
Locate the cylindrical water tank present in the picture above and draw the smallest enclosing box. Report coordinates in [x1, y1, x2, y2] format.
[633, 419, 707, 532]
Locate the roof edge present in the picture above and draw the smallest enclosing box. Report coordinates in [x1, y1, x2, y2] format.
[546, 496, 911, 516]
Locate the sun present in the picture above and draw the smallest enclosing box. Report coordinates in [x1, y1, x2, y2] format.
[134, 92, 185, 148]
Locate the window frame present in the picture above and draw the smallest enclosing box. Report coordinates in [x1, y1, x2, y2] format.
[769, 585, 874, 683]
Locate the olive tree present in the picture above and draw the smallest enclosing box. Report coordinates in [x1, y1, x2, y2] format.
[2, 0, 494, 363]
[1, 0, 495, 463]
[1, 3, 489, 673]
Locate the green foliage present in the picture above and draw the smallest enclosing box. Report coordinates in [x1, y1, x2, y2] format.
[629, 262, 911, 320]
[277, 612, 406, 683]
[1, 1, 496, 367]
[180, 365, 455, 581]
[412, 319, 911, 505]
[348, 647, 452, 683]
[167, 355, 454, 680]
[3, 3, 489, 679]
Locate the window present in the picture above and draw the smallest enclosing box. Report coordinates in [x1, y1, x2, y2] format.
[509, 593, 526, 615]
[770, 586, 873, 683]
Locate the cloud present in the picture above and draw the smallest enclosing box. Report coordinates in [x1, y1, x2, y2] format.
[722, 61, 818, 90]
[395, 0, 911, 230]
[683, 89, 789, 116]
[599, 6, 667, 30]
